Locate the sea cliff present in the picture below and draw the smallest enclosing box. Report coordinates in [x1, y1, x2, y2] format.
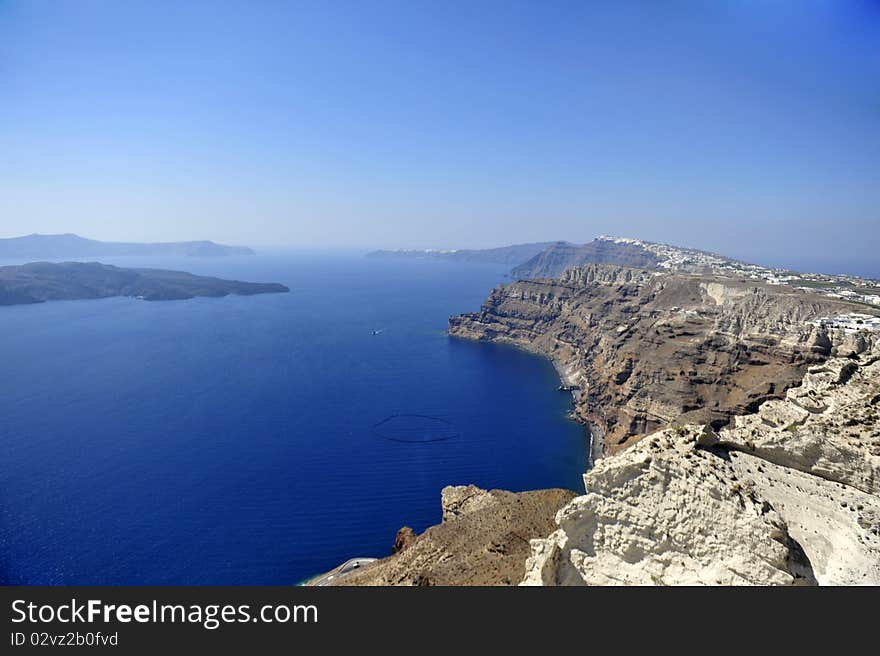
[449, 263, 874, 454]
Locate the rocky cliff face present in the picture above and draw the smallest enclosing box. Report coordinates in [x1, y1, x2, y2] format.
[522, 349, 880, 585]
[449, 263, 878, 453]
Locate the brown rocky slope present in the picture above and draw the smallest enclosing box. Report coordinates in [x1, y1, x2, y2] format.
[331, 486, 575, 586]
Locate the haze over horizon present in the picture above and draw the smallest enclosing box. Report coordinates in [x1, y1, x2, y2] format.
[2, 2, 878, 268]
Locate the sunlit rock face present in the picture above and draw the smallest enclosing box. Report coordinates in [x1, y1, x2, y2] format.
[522, 348, 880, 586]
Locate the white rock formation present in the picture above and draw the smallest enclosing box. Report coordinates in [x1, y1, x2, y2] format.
[523, 344, 880, 586]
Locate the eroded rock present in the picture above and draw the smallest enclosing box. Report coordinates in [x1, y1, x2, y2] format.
[522, 349, 880, 586]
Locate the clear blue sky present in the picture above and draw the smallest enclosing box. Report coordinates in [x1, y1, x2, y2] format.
[1, 1, 878, 264]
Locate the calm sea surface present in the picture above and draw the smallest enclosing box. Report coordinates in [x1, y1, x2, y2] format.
[0, 252, 588, 584]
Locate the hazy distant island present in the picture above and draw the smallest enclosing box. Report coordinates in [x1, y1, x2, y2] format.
[0, 233, 254, 259]
[366, 238, 735, 277]
[369, 235, 880, 291]
[366, 242, 556, 267]
[0, 261, 289, 306]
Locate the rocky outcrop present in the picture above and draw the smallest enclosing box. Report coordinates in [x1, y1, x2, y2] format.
[522, 349, 880, 585]
[715, 357, 880, 496]
[392, 527, 417, 554]
[450, 263, 879, 453]
[333, 486, 576, 586]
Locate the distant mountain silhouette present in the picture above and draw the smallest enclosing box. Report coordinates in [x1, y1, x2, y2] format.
[0, 233, 254, 258]
[366, 242, 556, 266]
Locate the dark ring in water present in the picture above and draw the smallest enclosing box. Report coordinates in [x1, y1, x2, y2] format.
[373, 413, 459, 444]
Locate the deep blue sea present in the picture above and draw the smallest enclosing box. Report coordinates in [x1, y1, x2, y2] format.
[0, 252, 588, 584]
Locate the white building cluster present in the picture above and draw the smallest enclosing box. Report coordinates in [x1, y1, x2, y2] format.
[809, 313, 880, 333]
[597, 236, 880, 310]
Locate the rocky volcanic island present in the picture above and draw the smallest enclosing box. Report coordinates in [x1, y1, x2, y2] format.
[0, 261, 288, 305]
[335, 237, 880, 586]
